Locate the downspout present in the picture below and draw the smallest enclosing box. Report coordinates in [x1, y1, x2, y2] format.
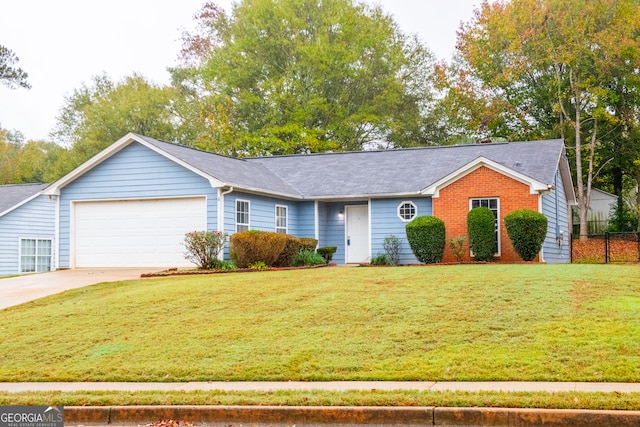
[217, 186, 234, 260]
[555, 172, 563, 258]
[314, 200, 319, 243]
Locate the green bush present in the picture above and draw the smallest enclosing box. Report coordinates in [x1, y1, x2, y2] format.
[274, 234, 303, 267]
[382, 235, 402, 265]
[468, 207, 496, 262]
[292, 249, 326, 266]
[298, 237, 319, 252]
[405, 216, 446, 264]
[505, 209, 548, 261]
[229, 230, 288, 268]
[449, 236, 466, 262]
[317, 246, 337, 263]
[370, 253, 391, 265]
[183, 230, 228, 270]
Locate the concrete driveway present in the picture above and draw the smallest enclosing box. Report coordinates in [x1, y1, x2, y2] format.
[0, 268, 158, 310]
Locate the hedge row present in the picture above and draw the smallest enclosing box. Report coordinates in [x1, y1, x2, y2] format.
[405, 209, 548, 263]
[230, 231, 319, 268]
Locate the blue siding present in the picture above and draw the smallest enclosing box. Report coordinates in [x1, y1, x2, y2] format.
[58, 142, 216, 268]
[0, 195, 56, 276]
[296, 201, 316, 238]
[223, 191, 301, 258]
[541, 170, 571, 263]
[371, 197, 433, 264]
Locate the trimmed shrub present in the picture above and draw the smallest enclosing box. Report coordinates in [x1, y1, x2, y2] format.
[317, 246, 337, 263]
[274, 234, 303, 267]
[229, 230, 288, 268]
[298, 237, 319, 252]
[505, 209, 548, 261]
[292, 249, 326, 266]
[467, 207, 496, 262]
[405, 216, 446, 264]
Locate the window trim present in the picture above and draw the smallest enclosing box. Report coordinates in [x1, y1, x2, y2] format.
[397, 201, 418, 222]
[236, 199, 250, 232]
[275, 204, 288, 234]
[19, 237, 53, 274]
[469, 197, 501, 256]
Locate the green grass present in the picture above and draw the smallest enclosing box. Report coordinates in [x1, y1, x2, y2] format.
[1, 390, 640, 411]
[0, 264, 639, 382]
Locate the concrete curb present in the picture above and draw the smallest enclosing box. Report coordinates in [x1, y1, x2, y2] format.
[65, 405, 640, 426]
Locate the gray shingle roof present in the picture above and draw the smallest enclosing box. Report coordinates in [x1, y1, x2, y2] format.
[0, 183, 48, 216]
[135, 135, 565, 200]
[248, 139, 565, 198]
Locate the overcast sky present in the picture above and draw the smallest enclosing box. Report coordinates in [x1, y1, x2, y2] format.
[0, 0, 480, 142]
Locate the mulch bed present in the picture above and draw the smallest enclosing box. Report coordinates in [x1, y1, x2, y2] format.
[141, 263, 336, 277]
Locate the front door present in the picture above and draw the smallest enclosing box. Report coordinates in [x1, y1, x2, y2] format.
[346, 205, 369, 263]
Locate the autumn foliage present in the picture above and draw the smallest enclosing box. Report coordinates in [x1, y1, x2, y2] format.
[230, 230, 288, 268]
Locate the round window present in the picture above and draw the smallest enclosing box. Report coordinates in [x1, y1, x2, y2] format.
[398, 201, 417, 221]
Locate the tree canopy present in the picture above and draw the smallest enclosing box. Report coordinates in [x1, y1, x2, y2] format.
[171, 0, 438, 155]
[0, 45, 30, 89]
[50, 74, 178, 176]
[453, 0, 640, 238]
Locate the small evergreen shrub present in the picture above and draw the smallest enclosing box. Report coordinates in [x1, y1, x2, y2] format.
[382, 234, 402, 265]
[274, 234, 303, 267]
[449, 236, 466, 262]
[229, 230, 288, 268]
[183, 230, 228, 270]
[317, 246, 337, 263]
[217, 260, 237, 271]
[405, 216, 446, 264]
[370, 253, 391, 265]
[467, 207, 496, 262]
[248, 261, 269, 270]
[505, 209, 548, 261]
[292, 249, 326, 266]
[298, 237, 319, 252]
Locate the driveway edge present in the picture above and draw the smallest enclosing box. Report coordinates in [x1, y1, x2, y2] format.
[65, 405, 640, 426]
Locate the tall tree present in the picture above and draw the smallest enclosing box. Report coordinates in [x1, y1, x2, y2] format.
[456, 0, 640, 239]
[172, 0, 437, 155]
[51, 74, 178, 174]
[0, 45, 30, 89]
[0, 127, 67, 184]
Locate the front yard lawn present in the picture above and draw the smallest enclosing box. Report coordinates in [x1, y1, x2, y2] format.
[0, 264, 638, 383]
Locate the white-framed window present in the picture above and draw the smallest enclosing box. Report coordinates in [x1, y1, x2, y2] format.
[470, 198, 500, 255]
[20, 238, 52, 273]
[236, 199, 250, 232]
[275, 205, 288, 234]
[397, 201, 418, 222]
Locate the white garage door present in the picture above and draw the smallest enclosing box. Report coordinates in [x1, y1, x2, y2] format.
[73, 197, 207, 268]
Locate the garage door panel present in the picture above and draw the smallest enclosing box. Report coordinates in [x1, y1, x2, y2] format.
[74, 197, 207, 268]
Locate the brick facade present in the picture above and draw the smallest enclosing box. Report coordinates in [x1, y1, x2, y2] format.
[433, 166, 540, 263]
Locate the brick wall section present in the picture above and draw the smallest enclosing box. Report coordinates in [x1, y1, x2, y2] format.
[433, 166, 540, 263]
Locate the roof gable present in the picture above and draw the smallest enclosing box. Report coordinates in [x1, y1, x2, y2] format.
[421, 156, 551, 197]
[0, 183, 48, 217]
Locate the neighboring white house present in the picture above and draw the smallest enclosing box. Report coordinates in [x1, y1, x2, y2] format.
[572, 187, 617, 235]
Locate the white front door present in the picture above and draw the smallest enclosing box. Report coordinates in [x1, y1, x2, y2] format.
[345, 204, 369, 263]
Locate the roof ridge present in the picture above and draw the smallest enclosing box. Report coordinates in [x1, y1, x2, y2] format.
[245, 139, 563, 160]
